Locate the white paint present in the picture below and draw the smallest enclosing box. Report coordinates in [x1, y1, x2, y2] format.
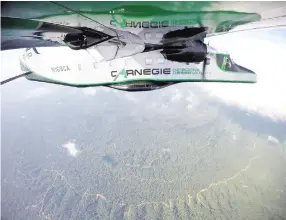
[62, 142, 81, 157]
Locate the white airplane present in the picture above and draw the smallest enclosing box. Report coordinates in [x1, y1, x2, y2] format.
[2, 2, 284, 91]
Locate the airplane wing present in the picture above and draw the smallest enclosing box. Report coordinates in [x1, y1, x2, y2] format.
[1, 2, 261, 45]
[2, 2, 285, 49]
[1, 1, 286, 90]
[1, 17, 83, 50]
[1, 1, 123, 50]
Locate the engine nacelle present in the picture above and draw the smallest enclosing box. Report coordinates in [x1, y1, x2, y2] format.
[161, 40, 207, 63]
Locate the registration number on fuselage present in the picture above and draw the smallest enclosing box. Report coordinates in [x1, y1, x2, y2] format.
[51, 65, 70, 73]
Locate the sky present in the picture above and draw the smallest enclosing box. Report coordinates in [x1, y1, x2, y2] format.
[1, 27, 286, 122]
[202, 26, 286, 122]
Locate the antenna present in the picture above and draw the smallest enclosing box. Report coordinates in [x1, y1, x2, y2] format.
[1, 72, 32, 85]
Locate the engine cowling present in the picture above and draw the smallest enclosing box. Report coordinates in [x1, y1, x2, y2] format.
[161, 40, 207, 63]
[162, 27, 207, 42]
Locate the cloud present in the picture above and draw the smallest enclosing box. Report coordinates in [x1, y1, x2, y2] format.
[202, 28, 286, 122]
[162, 104, 168, 109]
[1, 49, 24, 81]
[171, 89, 182, 102]
[25, 87, 53, 99]
[185, 91, 199, 108]
[186, 104, 193, 110]
[82, 88, 97, 96]
[207, 2, 286, 19]
[62, 141, 81, 157]
[124, 93, 138, 102]
[268, 136, 280, 144]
